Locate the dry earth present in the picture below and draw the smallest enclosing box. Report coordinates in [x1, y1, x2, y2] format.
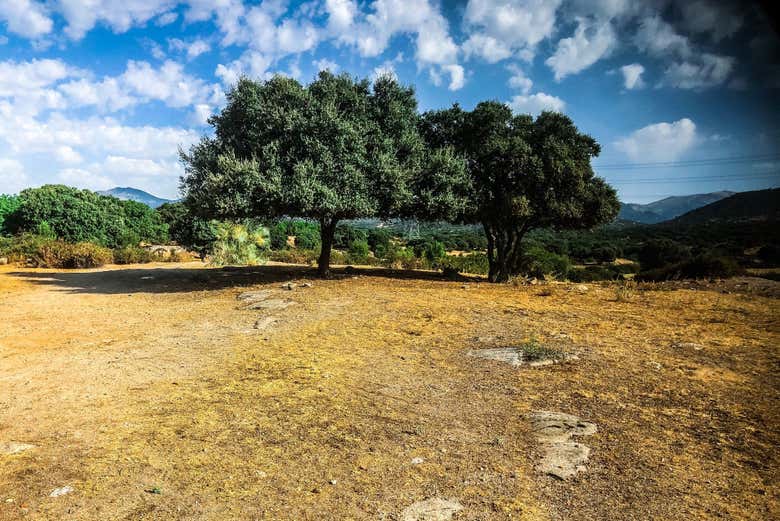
[0, 262, 778, 520]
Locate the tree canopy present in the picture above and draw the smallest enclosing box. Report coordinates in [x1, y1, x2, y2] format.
[419, 102, 619, 281]
[7, 185, 168, 248]
[181, 71, 464, 276]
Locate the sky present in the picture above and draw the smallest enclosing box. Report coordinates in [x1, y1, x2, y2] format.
[0, 0, 778, 203]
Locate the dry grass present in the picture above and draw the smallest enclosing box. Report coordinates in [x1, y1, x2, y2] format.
[0, 263, 778, 520]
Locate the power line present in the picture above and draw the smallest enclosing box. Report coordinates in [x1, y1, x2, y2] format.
[606, 171, 780, 184]
[594, 153, 780, 170]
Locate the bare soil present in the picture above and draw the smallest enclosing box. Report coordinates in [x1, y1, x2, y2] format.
[0, 262, 778, 520]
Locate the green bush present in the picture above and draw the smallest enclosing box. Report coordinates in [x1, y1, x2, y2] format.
[347, 239, 370, 263]
[334, 224, 368, 250]
[9, 185, 168, 248]
[210, 222, 269, 266]
[520, 246, 571, 279]
[636, 254, 745, 281]
[0, 194, 21, 235]
[638, 238, 691, 270]
[157, 202, 217, 255]
[437, 253, 489, 275]
[268, 248, 319, 265]
[367, 228, 392, 256]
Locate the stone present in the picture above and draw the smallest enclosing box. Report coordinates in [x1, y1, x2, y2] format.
[411, 457, 424, 465]
[401, 498, 463, 521]
[49, 486, 74, 497]
[237, 290, 275, 302]
[245, 299, 295, 310]
[254, 316, 279, 330]
[0, 257, 8, 265]
[281, 282, 297, 290]
[0, 442, 35, 455]
[301, 282, 313, 288]
[574, 284, 589, 293]
[528, 411, 597, 480]
[468, 347, 575, 367]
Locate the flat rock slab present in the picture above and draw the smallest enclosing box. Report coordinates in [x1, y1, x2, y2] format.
[401, 498, 463, 521]
[529, 411, 597, 480]
[254, 316, 279, 330]
[49, 486, 74, 497]
[237, 290, 276, 302]
[469, 347, 575, 367]
[244, 299, 295, 310]
[1, 442, 35, 455]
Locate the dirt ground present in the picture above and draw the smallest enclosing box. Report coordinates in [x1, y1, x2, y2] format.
[0, 262, 778, 520]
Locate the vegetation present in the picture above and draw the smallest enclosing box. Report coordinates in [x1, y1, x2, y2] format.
[419, 103, 619, 281]
[181, 72, 466, 278]
[0, 194, 20, 235]
[156, 202, 217, 257]
[209, 222, 270, 266]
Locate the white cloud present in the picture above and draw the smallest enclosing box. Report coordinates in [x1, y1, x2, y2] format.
[58, 168, 113, 191]
[325, 0, 357, 32]
[507, 64, 532, 94]
[54, 145, 83, 165]
[679, 0, 743, 42]
[56, 0, 176, 40]
[314, 58, 339, 73]
[546, 18, 616, 80]
[509, 92, 565, 115]
[59, 77, 137, 112]
[169, 38, 211, 60]
[662, 53, 735, 90]
[463, 0, 563, 63]
[634, 15, 691, 58]
[121, 60, 220, 108]
[620, 63, 644, 89]
[0, 0, 53, 38]
[372, 62, 397, 82]
[430, 64, 465, 91]
[156, 11, 178, 27]
[615, 118, 697, 161]
[0, 158, 30, 194]
[0, 59, 74, 96]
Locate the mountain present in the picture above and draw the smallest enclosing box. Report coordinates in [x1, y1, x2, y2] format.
[618, 191, 736, 224]
[668, 188, 779, 225]
[98, 187, 175, 208]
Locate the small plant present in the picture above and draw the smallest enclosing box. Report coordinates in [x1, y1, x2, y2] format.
[614, 280, 637, 302]
[517, 338, 564, 362]
[209, 222, 269, 266]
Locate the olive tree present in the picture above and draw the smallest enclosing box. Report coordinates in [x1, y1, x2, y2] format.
[182, 71, 462, 277]
[419, 102, 619, 282]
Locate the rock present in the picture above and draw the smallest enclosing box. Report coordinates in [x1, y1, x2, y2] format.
[329, 479, 338, 485]
[301, 282, 313, 288]
[281, 282, 297, 290]
[237, 290, 275, 302]
[529, 411, 597, 480]
[0, 257, 8, 265]
[0, 442, 35, 455]
[49, 486, 74, 497]
[574, 284, 589, 293]
[468, 347, 575, 367]
[673, 342, 704, 351]
[254, 316, 279, 330]
[411, 457, 424, 465]
[401, 498, 463, 521]
[245, 299, 295, 310]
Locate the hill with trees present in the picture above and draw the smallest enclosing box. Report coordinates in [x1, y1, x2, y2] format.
[98, 187, 175, 208]
[618, 191, 735, 223]
[668, 188, 779, 225]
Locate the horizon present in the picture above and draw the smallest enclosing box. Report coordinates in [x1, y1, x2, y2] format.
[1, 0, 779, 204]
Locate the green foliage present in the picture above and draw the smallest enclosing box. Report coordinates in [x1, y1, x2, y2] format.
[9, 185, 168, 248]
[181, 72, 458, 277]
[517, 338, 565, 362]
[437, 253, 490, 275]
[269, 219, 321, 250]
[419, 104, 619, 281]
[28, 239, 113, 268]
[209, 222, 269, 266]
[520, 246, 572, 279]
[637, 253, 745, 281]
[113, 246, 155, 264]
[367, 228, 392, 256]
[156, 202, 216, 255]
[334, 224, 368, 250]
[0, 194, 20, 235]
[638, 238, 692, 270]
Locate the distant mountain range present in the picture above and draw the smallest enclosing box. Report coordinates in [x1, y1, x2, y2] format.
[669, 188, 779, 225]
[98, 187, 176, 208]
[618, 191, 736, 224]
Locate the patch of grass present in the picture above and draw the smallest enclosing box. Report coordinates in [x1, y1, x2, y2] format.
[614, 280, 637, 302]
[517, 338, 565, 362]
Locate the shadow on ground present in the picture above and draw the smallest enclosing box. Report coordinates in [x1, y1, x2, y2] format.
[7, 263, 482, 295]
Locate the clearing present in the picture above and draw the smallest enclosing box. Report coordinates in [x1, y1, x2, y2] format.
[0, 262, 778, 520]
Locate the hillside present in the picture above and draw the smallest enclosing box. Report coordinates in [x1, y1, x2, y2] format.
[618, 191, 736, 223]
[98, 187, 175, 208]
[669, 188, 779, 225]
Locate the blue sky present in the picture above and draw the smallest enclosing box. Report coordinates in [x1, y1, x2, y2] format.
[0, 0, 778, 203]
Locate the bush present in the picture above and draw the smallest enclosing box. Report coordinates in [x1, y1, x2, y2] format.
[268, 248, 319, 265]
[437, 253, 489, 275]
[210, 222, 269, 266]
[269, 219, 321, 250]
[367, 228, 392, 256]
[157, 202, 216, 255]
[520, 246, 571, 279]
[113, 246, 154, 264]
[9, 185, 168, 248]
[638, 238, 691, 271]
[334, 224, 368, 250]
[636, 254, 745, 281]
[347, 239, 370, 263]
[568, 265, 626, 282]
[26, 240, 113, 268]
[0, 194, 21, 235]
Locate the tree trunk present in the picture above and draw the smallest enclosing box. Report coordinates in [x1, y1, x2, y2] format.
[317, 218, 337, 278]
[486, 223, 525, 283]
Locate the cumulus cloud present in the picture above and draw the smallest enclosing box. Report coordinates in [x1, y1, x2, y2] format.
[614, 118, 697, 161]
[56, 0, 176, 40]
[546, 19, 617, 80]
[314, 58, 339, 73]
[0, 0, 52, 38]
[509, 92, 565, 115]
[506, 64, 532, 94]
[662, 53, 735, 90]
[620, 63, 645, 89]
[678, 0, 743, 43]
[0, 158, 30, 194]
[463, 0, 563, 63]
[168, 38, 211, 60]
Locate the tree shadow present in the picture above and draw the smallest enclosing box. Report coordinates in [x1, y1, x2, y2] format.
[7, 263, 483, 295]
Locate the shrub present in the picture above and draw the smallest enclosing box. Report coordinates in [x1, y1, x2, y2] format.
[437, 253, 489, 275]
[638, 238, 691, 271]
[0, 194, 21, 235]
[367, 228, 392, 256]
[347, 239, 370, 264]
[113, 246, 154, 264]
[268, 248, 319, 265]
[29, 240, 113, 268]
[520, 246, 571, 279]
[334, 224, 368, 250]
[568, 265, 625, 282]
[269, 219, 321, 250]
[209, 222, 269, 266]
[636, 254, 745, 281]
